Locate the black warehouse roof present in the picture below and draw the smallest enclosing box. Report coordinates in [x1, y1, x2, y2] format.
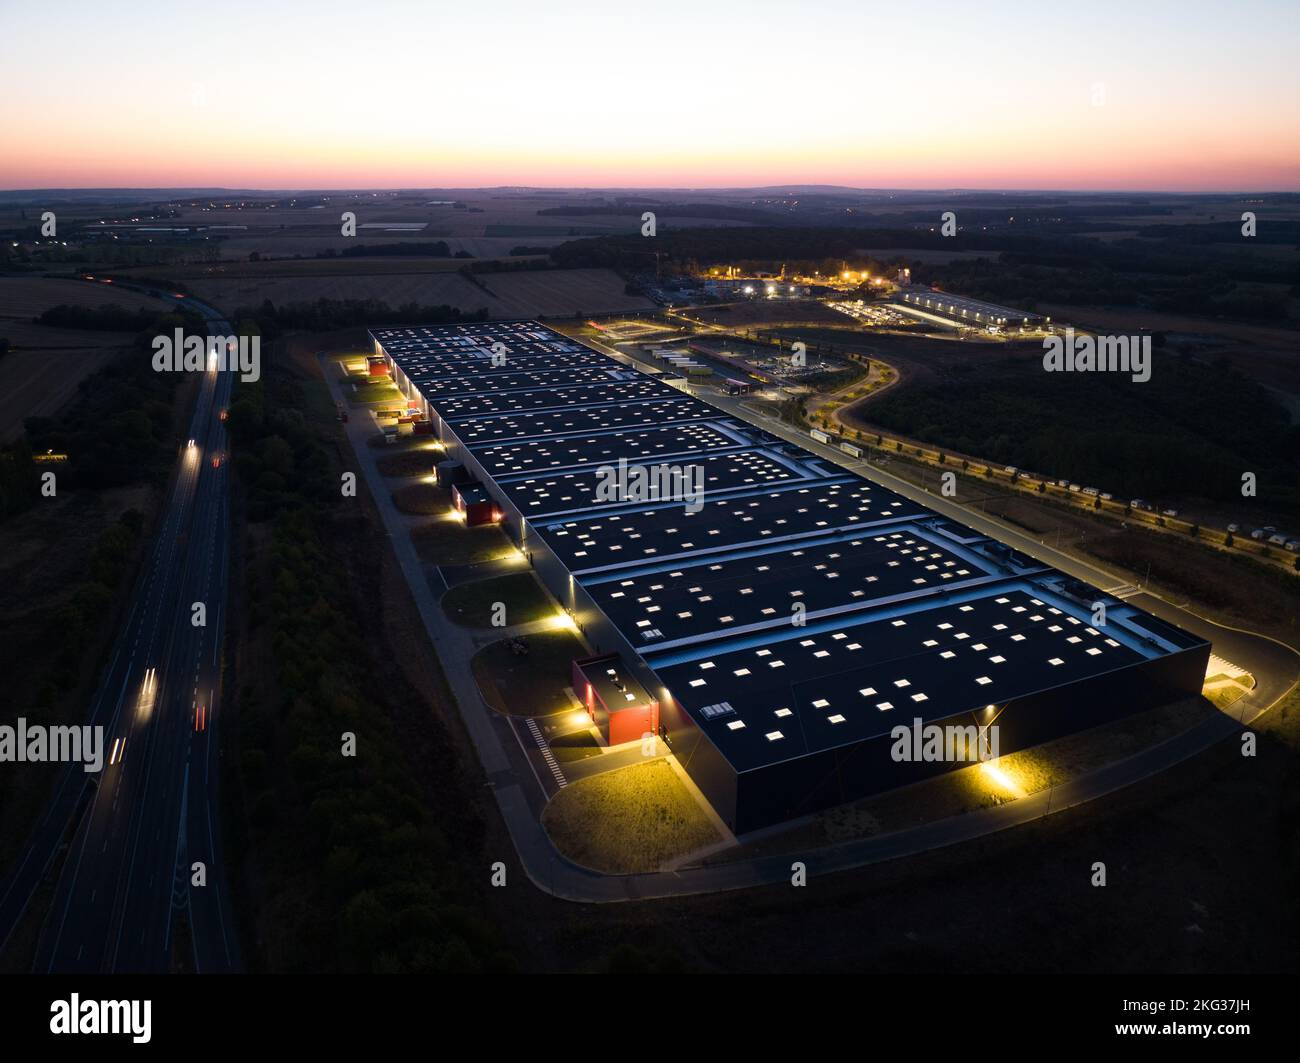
[370, 320, 1207, 773]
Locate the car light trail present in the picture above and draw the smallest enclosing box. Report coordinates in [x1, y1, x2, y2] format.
[136, 667, 158, 722]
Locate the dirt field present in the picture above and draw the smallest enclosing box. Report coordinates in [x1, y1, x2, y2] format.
[0, 276, 166, 318]
[97, 194, 634, 262]
[1039, 303, 1300, 400]
[180, 266, 652, 320]
[683, 299, 856, 329]
[0, 277, 175, 441]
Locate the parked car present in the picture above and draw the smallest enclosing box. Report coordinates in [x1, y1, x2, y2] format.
[1068, 484, 1082, 493]
[1286, 540, 1300, 552]
[1268, 533, 1287, 546]
[1083, 487, 1099, 496]
[1227, 523, 1239, 533]
[1251, 528, 1266, 540]
[1100, 492, 1113, 501]
[1162, 508, 1178, 517]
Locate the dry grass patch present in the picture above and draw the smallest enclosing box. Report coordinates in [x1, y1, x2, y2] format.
[392, 482, 449, 514]
[411, 516, 513, 566]
[471, 629, 584, 716]
[543, 760, 722, 873]
[440, 572, 552, 628]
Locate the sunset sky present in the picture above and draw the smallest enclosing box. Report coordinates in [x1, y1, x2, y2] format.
[2, 0, 1297, 191]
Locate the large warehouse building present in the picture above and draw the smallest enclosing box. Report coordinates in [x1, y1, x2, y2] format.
[895, 286, 1049, 331]
[370, 320, 1209, 834]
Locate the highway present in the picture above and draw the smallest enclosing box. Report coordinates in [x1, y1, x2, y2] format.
[0, 294, 240, 972]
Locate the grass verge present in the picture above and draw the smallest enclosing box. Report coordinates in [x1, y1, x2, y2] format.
[542, 760, 722, 873]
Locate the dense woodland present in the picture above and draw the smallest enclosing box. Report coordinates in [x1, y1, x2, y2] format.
[225, 340, 510, 971]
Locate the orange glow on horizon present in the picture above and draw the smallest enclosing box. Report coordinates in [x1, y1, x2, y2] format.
[1, 2, 1297, 193]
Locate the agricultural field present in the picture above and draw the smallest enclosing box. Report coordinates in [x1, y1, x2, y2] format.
[1038, 303, 1300, 405]
[0, 277, 175, 441]
[859, 246, 1005, 265]
[181, 266, 652, 320]
[0, 276, 165, 317]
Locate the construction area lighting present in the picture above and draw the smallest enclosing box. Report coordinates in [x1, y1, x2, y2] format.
[549, 611, 577, 631]
[569, 710, 591, 729]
